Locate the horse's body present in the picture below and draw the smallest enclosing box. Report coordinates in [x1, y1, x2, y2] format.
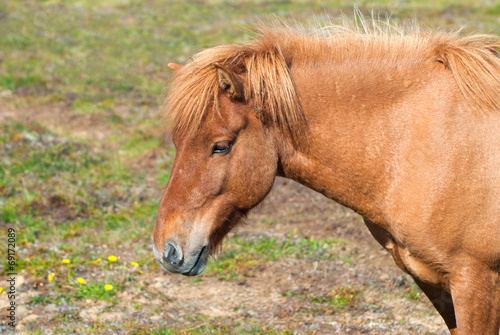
[152, 23, 500, 334]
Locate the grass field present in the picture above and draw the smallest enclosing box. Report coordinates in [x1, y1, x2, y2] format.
[1, 0, 500, 334]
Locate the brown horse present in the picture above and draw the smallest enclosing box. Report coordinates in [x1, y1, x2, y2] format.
[152, 22, 500, 334]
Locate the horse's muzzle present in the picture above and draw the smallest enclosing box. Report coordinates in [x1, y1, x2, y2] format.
[153, 240, 209, 276]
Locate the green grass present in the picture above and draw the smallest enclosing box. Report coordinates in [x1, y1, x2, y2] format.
[73, 280, 118, 303]
[3, 131, 102, 179]
[1, 0, 499, 111]
[206, 234, 346, 281]
[1, 0, 499, 333]
[313, 285, 358, 308]
[283, 284, 359, 312]
[121, 133, 162, 159]
[405, 282, 421, 301]
[0, 120, 163, 294]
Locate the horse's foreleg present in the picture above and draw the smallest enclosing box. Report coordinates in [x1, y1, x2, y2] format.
[449, 261, 500, 335]
[412, 277, 457, 335]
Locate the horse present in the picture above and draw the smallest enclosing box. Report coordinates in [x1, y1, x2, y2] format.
[151, 21, 500, 335]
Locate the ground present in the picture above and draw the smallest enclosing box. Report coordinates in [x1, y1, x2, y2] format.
[0, 101, 449, 334]
[1, 1, 500, 334]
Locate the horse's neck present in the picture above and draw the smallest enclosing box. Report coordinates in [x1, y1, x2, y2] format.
[277, 60, 458, 224]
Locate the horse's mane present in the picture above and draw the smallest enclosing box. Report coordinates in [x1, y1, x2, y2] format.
[164, 19, 500, 141]
[164, 31, 306, 145]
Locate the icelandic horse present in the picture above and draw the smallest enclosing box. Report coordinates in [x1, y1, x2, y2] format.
[152, 22, 500, 334]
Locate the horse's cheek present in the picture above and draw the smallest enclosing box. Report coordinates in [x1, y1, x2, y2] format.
[233, 150, 276, 208]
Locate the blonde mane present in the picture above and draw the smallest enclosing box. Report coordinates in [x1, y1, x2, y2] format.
[164, 32, 306, 145]
[164, 20, 500, 141]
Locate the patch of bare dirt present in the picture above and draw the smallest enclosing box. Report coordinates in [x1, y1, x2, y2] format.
[1, 100, 108, 140]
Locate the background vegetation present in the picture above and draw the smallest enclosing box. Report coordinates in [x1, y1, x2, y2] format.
[1, 0, 499, 334]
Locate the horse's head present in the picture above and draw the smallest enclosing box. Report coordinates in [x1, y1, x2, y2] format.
[152, 62, 279, 275]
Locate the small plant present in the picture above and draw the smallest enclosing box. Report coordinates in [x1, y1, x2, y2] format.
[74, 281, 118, 303]
[28, 295, 53, 305]
[283, 288, 308, 300]
[329, 286, 357, 308]
[311, 285, 358, 309]
[406, 282, 421, 301]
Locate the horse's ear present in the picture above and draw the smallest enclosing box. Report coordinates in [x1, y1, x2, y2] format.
[168, 63, 184, 72]
[214, 64, 244, 101]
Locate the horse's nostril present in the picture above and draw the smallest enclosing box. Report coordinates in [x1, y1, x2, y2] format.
[164, 242, 183, 267]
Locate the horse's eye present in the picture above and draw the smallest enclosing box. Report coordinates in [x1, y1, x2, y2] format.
[212, 141, 232, 154]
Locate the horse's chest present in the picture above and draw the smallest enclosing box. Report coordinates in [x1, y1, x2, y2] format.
[396, 247, 448, 288]
[364, 218, 449, 289]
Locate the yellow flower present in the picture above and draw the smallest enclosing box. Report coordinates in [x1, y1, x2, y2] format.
[130, 262, 139, 267]
[0, 288, 3, 294]
[93, 258, 102, 264]
[108, 256, 117, 262]
[48, 273, 55, 282]
[134, 201, 139, 205]
[137, 270, 143, 274]
[77, 277, 86, 284]
[104, 284, 113, 291]
[62, 259, 70, 264]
